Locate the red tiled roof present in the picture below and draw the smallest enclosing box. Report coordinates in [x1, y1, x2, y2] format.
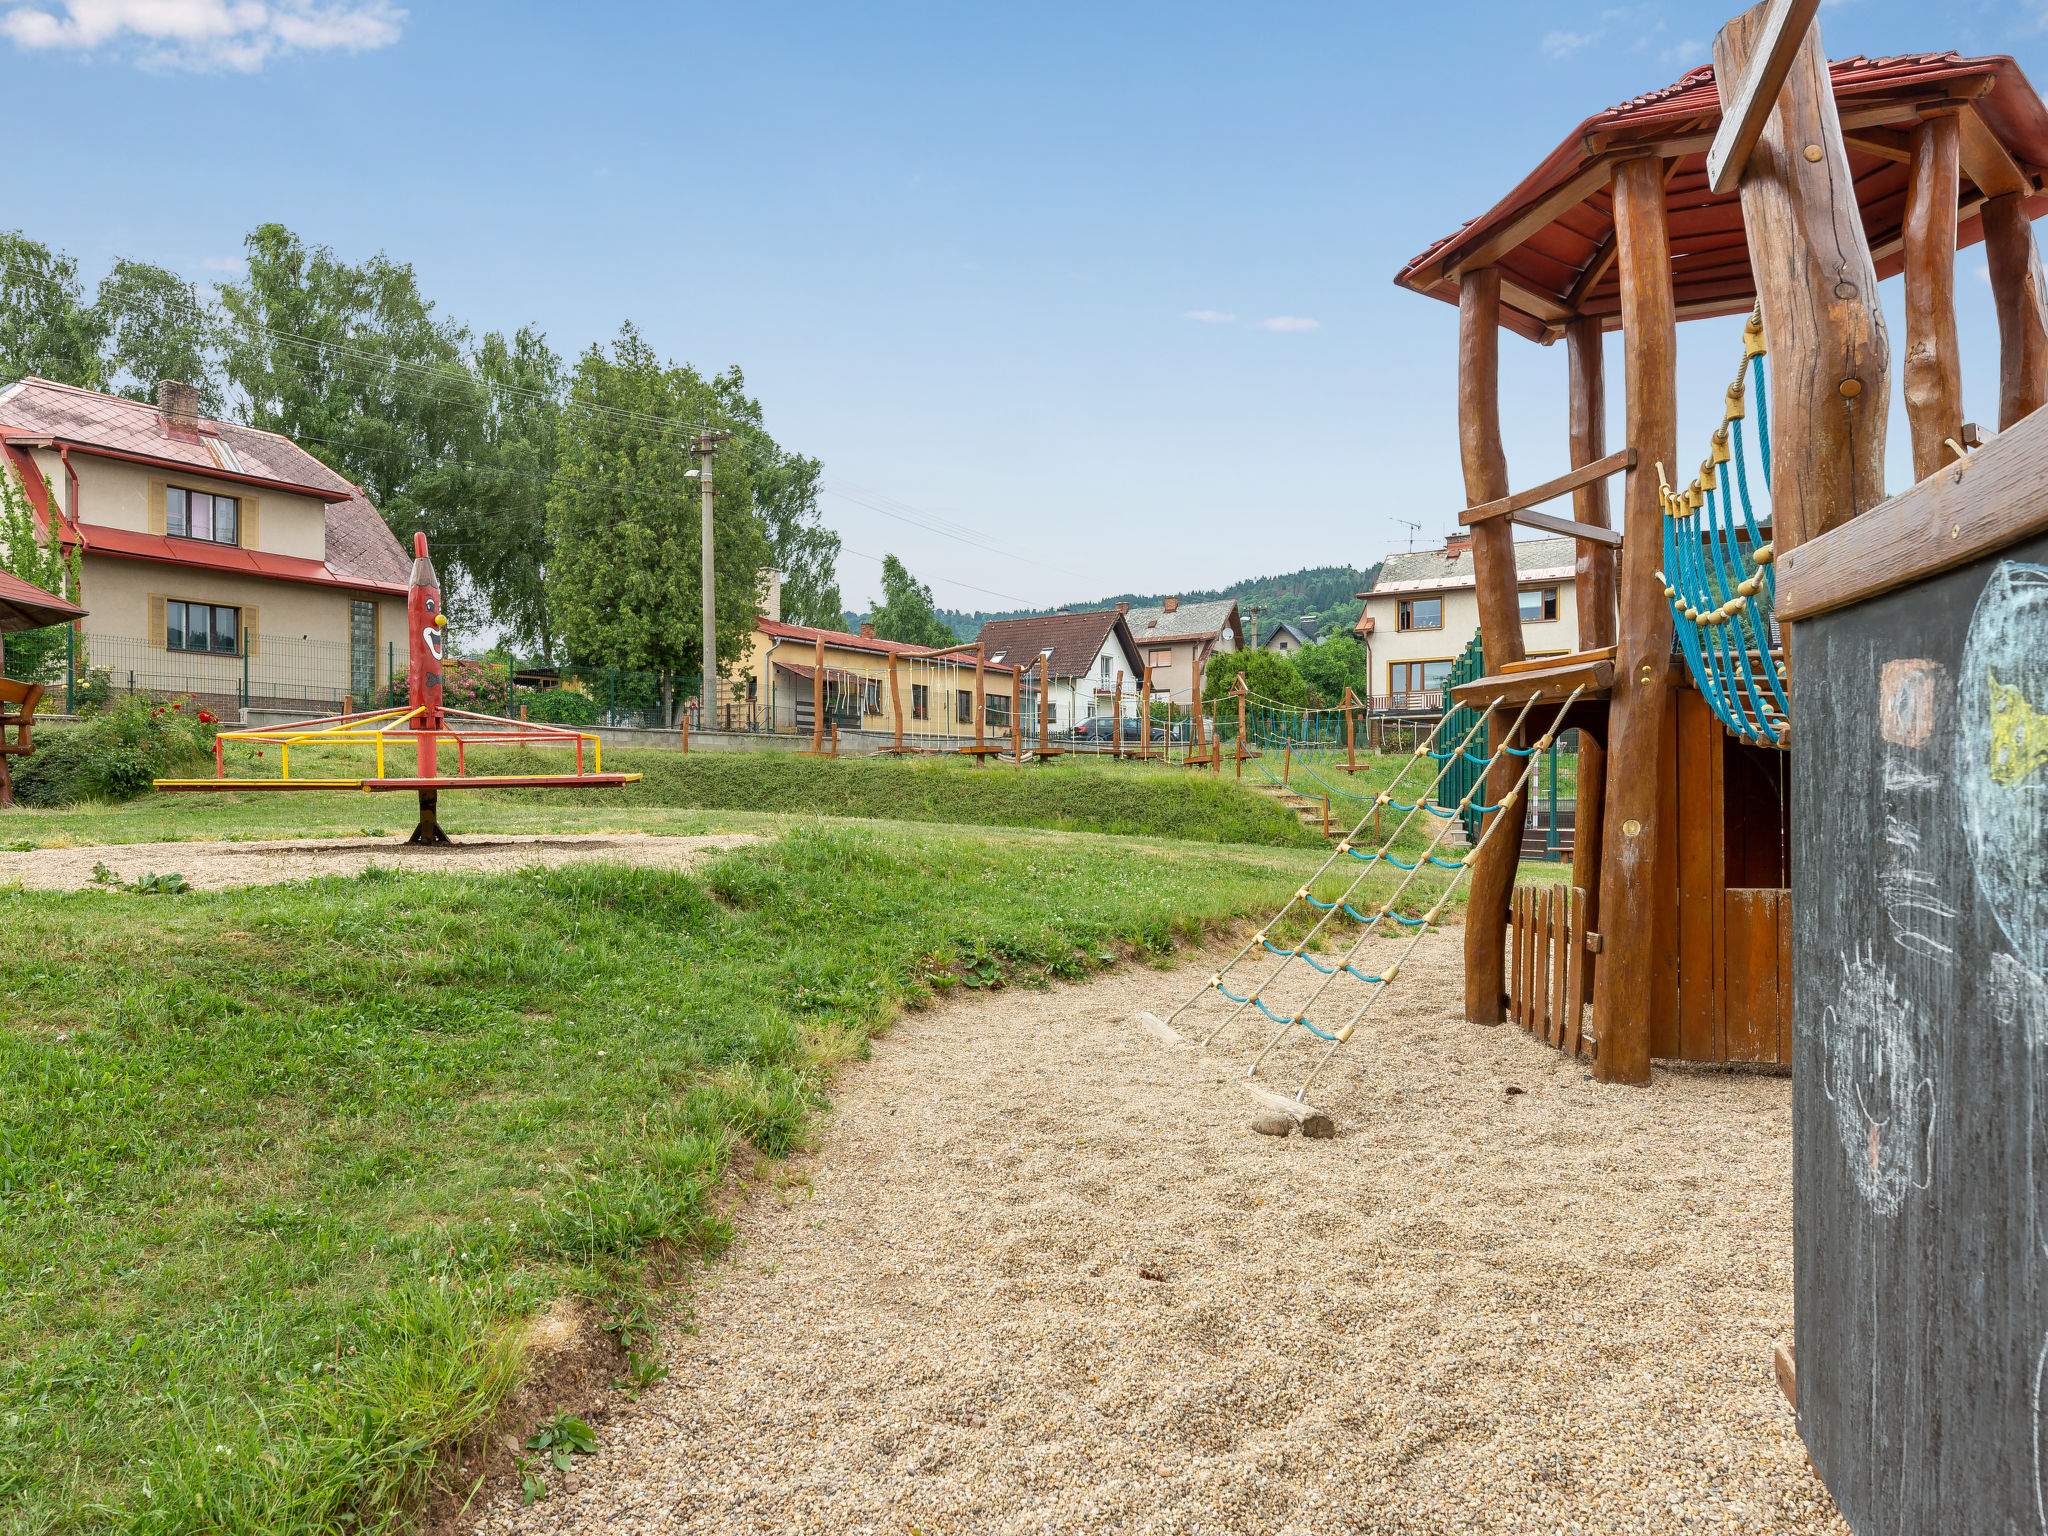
[76, 523, 408, 596]
[1396, 52, 2048, 340]
[0, 377, 358, 496]
[323, 487, 411, 587]
[0, 569, 86, 632]
[972, 609, 1144, 681]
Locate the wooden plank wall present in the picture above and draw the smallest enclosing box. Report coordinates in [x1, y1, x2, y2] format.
[1507, 883, 1590, 1056]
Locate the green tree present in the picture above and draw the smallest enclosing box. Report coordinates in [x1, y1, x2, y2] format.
[1291, 633, 1371, 706]
[867, 555, 957, 648]
[463, 325, 563, 656]
[545, 325, 771, 707]
[1204, 647, 1307, 717]
[92, 260, 224, 412]
[0, 232, 104, 389]
[0, 464, 80, 684]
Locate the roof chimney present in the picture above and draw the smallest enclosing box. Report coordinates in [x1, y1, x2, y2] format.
[1116, 601, 1130, 615]
[157, 379, 200, 438]
[859, 621, 876, 640]
[1163, 596, 1179, 614]
[1443, 532, 1473, 558]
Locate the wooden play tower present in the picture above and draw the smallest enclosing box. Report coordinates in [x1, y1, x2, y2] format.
[1395, 2, 2048, 1083]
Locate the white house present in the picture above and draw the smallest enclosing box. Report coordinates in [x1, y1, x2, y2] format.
[972, 608, 1149, 731]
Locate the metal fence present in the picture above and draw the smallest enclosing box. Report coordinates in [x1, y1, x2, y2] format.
[61, 631, 366, 716]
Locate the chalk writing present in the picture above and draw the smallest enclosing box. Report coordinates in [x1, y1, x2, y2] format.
[1959, 562, 2048, 974]
[1819, 950, 1936, 1217]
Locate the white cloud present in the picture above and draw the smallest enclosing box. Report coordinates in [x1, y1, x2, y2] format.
[1660, 36, 1708, 68]
[1256, 316, 1319, 333]
[201, 254, 246, 273]
[1182, 309, 1236, 324]
[0, 0, 405, 71]
[1541, 28, 1601, 60]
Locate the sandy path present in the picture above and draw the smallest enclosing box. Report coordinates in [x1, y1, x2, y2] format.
[0, 832, 759, 891]
[474, 930, 1842, 1536]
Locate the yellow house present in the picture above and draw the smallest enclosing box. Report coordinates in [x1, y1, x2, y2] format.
[735, 617, 1023, 743]
[0, 377, 409, 711]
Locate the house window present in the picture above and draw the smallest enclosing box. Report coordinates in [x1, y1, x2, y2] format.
[1148, 648, 1171, 668]
[166, 486, 239, 545]
[167, 600, 239, 655]
[956, 689, 974, 725]
[1397, 597, 1443, 631]
[1520, 586, 1560, 623]
[1389, 660, 1453, 694]
[987, 693, 1012, 728]
[1100, 655, 1111, 681]
[911, 683, 930, 720]
[862, 678, 882, 716]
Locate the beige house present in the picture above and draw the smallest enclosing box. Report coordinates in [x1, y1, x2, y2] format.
[1118, 597, 1241, 709]
[736, 616, 1022, 741]
[1358, 534, 1579, 709]
[0, 378, 409, 711]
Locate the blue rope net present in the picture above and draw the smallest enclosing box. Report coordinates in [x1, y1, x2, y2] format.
[1656, 308, 1788, 748]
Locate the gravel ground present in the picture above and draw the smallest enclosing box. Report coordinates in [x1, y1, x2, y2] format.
[0, 832, 759, 891]
[475, 929, 1842, 1536]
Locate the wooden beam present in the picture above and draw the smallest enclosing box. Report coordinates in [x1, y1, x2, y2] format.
[1460, 448, 1636, 527]
[1776, 401, 2048, 620]
[1592, 153, 1680, 1089]
[1588, 92, 1997, 162]
[1902, 113, 1965, 483]
[1499, 645, 1615, 675]
[1450, 654, 1616, 707]
[1565, 316, 1614, 1024]
[1458, 268, 1525, 1028]
[1500, 275, 1572, 324]
[1565, 228, 1621, 313]
[1983, 191, 2048, 429]
[1869, 192, 1985, 267]
[1843, 126, 1913, 164]
[1953, 102, 2031, 198]
[1706, 0, 1824, 194]
[1716, 2, 1890, 551]
[1444, 158, 1622, 283]
[1507, 505, 1626, 546]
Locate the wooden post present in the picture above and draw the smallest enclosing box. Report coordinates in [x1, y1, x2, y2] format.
[1591, 154, 1681, 1088]
[1902, 111, 1965, 482]
[1283, 737, 1292, 787]
[1982, 191, 2048, 430]
[679, 709, 689, 752]
[1566, 319, 1613, 1011]
[1715, 3, 1890, 548]
[1344, 687, 1358, 772]
[888, 650, 904, 753]
[1039, 652, 1050, 756]
[1011, 663, 1024, 761]
[1140, 664, 1152, 760]
[1458, 267, 1528, 1026]
[812, 635, 826, 755]
[1112, 669, 1123, 759]
[973, 643, 986, 760]
[1236, 675, 1248, 779]
[1189, 661, 1204, 767]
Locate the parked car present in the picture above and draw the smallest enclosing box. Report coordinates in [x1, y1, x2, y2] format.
[1067, 715, 1188, 744]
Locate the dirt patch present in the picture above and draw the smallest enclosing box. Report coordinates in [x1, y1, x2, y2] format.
[0, 832, 759, 892]
[467, 928, 1844, 1535]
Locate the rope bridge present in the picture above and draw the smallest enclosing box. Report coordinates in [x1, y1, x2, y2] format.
[1140, 686, 1586, 1121]
[1655, 307, 1788, 747]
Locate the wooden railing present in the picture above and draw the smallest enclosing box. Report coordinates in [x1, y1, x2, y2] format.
[1508, 882, 1590, 1056]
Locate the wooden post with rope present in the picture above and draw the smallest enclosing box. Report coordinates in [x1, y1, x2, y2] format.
[973, 643, 986, 762]
[1189, 663, 1204, 769]
[811, 635, 826, 755]
[1140, 663, 1153, 761]
[1211, 692, 1221, 776]
[888, 650, 904, 753]
[1235, 673, 1249, 779]
[1112, 669, 1123, 759]
[1011, 659, 1023, 762]
[1344, 687, 1358, 773]
[1039, 651, 1052, 758]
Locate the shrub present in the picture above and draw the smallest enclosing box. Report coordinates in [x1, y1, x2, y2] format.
[382, 658, 511, 715]
[520, 687, 599, 726]
[11, 692, 217, 805]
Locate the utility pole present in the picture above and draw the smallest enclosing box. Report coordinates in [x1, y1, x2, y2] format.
[693, 431, 732, 720]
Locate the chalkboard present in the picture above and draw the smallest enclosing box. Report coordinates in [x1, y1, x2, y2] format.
[1792, 526, 2048, 1531]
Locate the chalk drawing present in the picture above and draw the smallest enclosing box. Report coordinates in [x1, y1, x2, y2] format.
[1997, 955, 2048, 1531]
[1878, 657, 1957, 963]
[1820, 949, 1936, 1217]
[1960, 562, 2048, 974]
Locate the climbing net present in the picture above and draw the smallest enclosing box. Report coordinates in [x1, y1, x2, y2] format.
[1655, 306, 1787, 747]
[1159, 685, 1586, 1110]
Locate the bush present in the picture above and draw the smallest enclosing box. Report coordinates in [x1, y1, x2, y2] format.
[520, 687, 599, 726]
[382, 658, 511, 715]
[11, 692, 218, 806]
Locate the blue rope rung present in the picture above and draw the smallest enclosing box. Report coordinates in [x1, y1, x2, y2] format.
[1218, 983, 1250, 1003]
[1389, 911, 1429, 927]
[1426, 855, 1466, 870]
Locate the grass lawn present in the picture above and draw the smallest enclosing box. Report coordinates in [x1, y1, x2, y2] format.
[0, 809, 1504, 1535]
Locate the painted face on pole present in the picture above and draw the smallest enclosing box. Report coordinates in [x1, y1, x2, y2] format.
[407, 531, 444, 726]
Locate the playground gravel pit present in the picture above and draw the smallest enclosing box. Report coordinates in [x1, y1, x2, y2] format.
[0, 831, 760, 891]
[470, 926, 1841, 1536]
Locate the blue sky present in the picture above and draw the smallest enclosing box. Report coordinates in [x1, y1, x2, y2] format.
[5, 0, 2046, 613]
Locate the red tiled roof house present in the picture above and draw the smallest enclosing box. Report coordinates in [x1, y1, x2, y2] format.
[0, 377, 410, 710]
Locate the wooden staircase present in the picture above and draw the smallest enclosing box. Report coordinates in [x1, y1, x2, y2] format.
[1254, 782, 1339, 838]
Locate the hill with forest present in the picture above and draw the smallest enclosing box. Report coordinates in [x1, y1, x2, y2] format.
[848, 564, 1381, 643]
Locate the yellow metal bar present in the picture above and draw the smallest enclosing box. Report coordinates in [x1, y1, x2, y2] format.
[592, 735, 602, 773]
[281, 743, 290, 778]
[377, 734, 384, 776]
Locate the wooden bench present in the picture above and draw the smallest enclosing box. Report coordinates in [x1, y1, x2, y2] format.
[0, 678, 44, 809]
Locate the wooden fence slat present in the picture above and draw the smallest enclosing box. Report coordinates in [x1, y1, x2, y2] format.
[1510, 887, 1523, 1026]
[1534, 888, 1553, 1042]
[1565, 885, 1588, 1058]
[1553, 883, 1571, 1047]
[1519, 887, 1534, 1030]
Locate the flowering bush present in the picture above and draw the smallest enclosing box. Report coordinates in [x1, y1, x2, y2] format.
[14, 692, 219, 805]
[380, 659, 511, 715]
